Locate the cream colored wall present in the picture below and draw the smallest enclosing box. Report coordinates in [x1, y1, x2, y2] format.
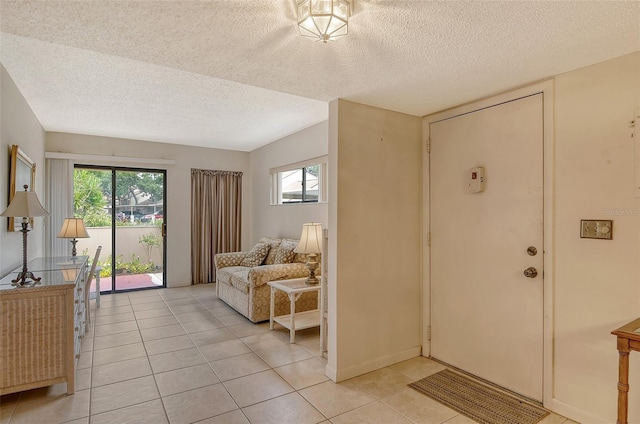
[45, 132, 251, 287]
[551, 52, 640, 422]
[249, 121, 328, 244]
[327, 99, 423, 381]
[0, 65, 47, 277]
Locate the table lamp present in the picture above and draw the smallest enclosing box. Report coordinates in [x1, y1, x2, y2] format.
[57, 217, 90, 257]
[0, 185, 50, 285]
[294, 222, 323, 285]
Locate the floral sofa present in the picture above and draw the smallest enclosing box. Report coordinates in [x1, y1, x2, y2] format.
[214, 237, 319, 323]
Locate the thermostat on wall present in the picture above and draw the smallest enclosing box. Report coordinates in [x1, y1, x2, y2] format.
[467, 167, 485, 193]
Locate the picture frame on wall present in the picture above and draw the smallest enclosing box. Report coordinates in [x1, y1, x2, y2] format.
[7, 145, 36, 231]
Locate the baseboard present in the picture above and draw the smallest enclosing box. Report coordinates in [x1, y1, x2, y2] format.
[326, 345, 422, 382]
[545, 398, 610, 424]
[167, 281, 191, 288]
[325, 363, 337, 382]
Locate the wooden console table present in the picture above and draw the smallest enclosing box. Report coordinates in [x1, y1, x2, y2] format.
[0, 256, 88, 395]
[612, 317, 640, 424]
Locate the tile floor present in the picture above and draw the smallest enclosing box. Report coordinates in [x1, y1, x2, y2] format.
[0, 284, 577, 424]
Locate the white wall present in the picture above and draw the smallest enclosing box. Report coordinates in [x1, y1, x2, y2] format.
[550, 52, 640, 422]
[0, 65, 47, 277]
[249, 121, 328, 244]
[328, 99, 423, 381]
[46, 132, 251, 287]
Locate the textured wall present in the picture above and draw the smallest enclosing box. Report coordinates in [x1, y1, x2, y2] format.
[0, 65, 47, 277]
[249, 121, 329, 244]
[45, 132, 251, 286]
[328, 99, 423, 381]
[551, 52, 640, 422]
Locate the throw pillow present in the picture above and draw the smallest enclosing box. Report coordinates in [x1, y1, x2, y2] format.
[274, 239, 298, 264]
[259, 237, 282, 265]
[240, 243, 271, 267]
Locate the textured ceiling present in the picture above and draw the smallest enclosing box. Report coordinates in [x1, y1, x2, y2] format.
[1, 1, 639, 151]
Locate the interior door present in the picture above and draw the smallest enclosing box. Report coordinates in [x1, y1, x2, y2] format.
[430, 94, 544, 401]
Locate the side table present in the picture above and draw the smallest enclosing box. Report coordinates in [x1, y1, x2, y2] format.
[268, 278, 322, 344]
[612, 317, 640, 424]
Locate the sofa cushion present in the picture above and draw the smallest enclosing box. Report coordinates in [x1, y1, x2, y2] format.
[240, 243, 271, 267]
[274, 239, 297, 264]
[259, 237, 282, 265]
[294, 252, 308, 264]
[215, 251, 246, 269]
[229, 269, 251, 293]
[217, 265, 249, 284]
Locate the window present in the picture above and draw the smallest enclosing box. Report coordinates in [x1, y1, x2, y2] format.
[270, 156, 327, 205]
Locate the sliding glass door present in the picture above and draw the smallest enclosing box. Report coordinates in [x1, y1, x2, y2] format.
[74, 165, 166, 293]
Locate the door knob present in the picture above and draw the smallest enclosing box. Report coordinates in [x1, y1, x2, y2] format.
[523, 267, 538, 278]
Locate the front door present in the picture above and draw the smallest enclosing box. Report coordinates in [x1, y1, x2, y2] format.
[430, 93, 544, 401]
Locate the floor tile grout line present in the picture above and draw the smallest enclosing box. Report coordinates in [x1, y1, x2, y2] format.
[175, 287, 318, 422]
[379, 395, 421, 424]
[179, 288, 254, 423]
[3, 386, 22, 423]
[148, 290, 198, 423]
[6, 285, 330, 424]
[190, 290, 298, 422]
[85, 291, 164, 422]
[168, 289, 247, 416]
[152, 288, 245, 422]
[189, 289, 334, 421]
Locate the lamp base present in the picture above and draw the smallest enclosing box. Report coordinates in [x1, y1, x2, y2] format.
[11, 270, 41, 287]
[305, 254, 320, 285]
[11, 221, 40, 286]
[70, 238, 78, 257]
[305, 274, 319, 285]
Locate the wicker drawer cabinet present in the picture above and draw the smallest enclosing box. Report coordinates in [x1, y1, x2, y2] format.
[0, 256, 88, 395]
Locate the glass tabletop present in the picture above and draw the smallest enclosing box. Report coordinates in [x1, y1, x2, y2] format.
[0, 256, 88, 291]
[0, 269, 81, 290]
[268, 277, 321, 292]
[9, 256, 89, 272]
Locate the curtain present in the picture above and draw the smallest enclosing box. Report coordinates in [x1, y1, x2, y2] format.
[46, 158, 74, 258]
[191, 169, 242, 284]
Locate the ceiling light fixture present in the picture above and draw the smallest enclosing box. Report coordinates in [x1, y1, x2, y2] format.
[297, 0, 351, 43]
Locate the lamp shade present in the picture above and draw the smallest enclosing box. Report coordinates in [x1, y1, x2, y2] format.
[294, 222, 323, 254]
[57, 218, 90, 239]
[61, 268, 78, 282]
[0, 186, 49, 218]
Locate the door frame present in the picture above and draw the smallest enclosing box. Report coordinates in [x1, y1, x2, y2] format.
[74, 164, 167, 293]
[422, 80, 555, 406]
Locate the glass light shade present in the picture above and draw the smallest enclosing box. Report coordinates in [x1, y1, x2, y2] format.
[294, 223, 323, 254]
[0, 187, 49, 218]
[297, 0, 350, 43]
[57, 218, 90, 239]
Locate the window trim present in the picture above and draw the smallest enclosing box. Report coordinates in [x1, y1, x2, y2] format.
[270, 156, 328, 205]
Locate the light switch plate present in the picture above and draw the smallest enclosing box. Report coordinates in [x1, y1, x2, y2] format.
[580, 220, 613, 240]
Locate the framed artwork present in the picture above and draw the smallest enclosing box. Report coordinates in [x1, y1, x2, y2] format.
[7, 145, 36, 231]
